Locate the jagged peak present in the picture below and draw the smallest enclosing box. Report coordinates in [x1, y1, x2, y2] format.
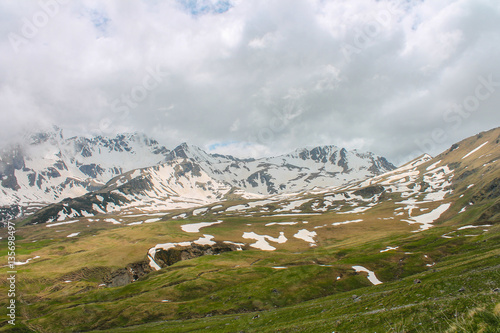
[292, 144, 340, 154]
[167, 143, 211, 162]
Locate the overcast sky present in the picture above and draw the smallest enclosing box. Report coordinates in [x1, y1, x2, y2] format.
[1, 0, 499, 165]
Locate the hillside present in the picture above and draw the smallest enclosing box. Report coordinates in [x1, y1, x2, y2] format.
[0, 127, 498, 332]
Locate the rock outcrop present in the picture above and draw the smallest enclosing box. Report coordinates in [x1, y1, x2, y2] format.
[153, 242, 244, 268]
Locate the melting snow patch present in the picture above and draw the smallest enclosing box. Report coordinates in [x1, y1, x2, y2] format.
[462, 141, 489, 159]
[192, 207, 209, 216]
[145, 218, 162, 223]
[457, 224, 491, 230]
[467, 184, 475, 189]
[127, 221, 143, 226]
[275, 199, 311, 212]
[404, 203, 451, 232]
[426, 160, 441, 171]
[148, 256, 162, 271]
[262, 213, 321, 217]
[223, 241, 245, 250]
[332, 219, 363, 226]
[265, 222, 298, 226]
[293, 229, 317, 245]
[352, 266, 383, 285]
[242, 232, 287, 251]
[193, 234, 216, 246]
[46, 220, 79, 228]
[12, 256, 41, 266]
[337, 206, 371, 214]
[104, 218, 121, 225]
[380, 246, 399, 253]
[81, 210, 93, 217]
[148, 240, 194, 270]
[67, 232, 80, 238]
[272, 266, 287, 269]
[92, 203, 106, 214]
[226, 204, 248, 212]
[459, 207, 467, 214]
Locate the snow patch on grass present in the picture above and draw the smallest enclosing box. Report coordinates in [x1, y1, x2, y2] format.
[181, 220, 223, 233]
[265, 222, 298, 226]
[462, 141, 489, 159]
[380, 246, 399, 253]
[242, 232, 287, 251]
[46, 220, 79, 227]
[404, 203, 451, 232]
[352, 265, 383, 285]
[293, 229, 317, 244]
[193, 234, 216, 245]
[332, 219, 363, 226]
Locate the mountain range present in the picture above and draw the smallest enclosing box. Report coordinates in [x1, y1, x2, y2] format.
[1, 128, 395, 224]
[0, 128, 170, 221]
[0, 127, 499, 332]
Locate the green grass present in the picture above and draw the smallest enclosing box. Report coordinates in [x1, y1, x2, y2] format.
[1, 220, 498, 332]
[1, 128, 499, 332]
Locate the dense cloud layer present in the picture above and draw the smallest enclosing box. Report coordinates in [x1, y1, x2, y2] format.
[1, 0, 499, 165]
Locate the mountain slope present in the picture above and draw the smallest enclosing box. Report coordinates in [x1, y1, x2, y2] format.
[25, 143, 395, 224]
[1, 127, 498, 333]
[0, 128, 170, 221]
[165, 143, 395, 195]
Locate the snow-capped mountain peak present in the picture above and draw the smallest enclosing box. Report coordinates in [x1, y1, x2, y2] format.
[0, 130, 171, 213]
[1, 130, 398, 224]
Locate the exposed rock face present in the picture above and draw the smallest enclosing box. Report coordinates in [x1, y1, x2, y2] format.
[0, 205, 21, 226]
[153, 242, 243, 269]
[105, 261, 153, 288]
[0, 129, 171, 221]
[353, 185, 385, 199]
[104, 243, 244, 288]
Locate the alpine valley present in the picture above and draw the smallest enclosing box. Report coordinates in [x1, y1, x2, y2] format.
[0, 127, 499, 332]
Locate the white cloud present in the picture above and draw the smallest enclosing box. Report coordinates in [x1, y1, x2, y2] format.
[1, 0, 499, 164]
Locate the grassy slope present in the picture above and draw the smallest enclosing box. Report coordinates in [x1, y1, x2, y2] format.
[0, 128, 499, 332]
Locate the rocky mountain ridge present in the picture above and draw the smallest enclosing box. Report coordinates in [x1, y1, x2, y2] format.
[1, 129, 396, 224]
[0, 128, 171, 221]
[20, 141, 396, 224]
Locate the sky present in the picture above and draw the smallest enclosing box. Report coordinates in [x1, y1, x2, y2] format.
[1, 0, 499, 166]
